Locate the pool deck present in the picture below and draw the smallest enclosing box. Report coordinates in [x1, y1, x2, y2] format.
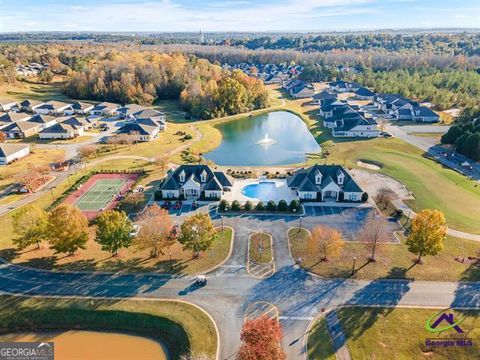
[223, 178, 297, 204]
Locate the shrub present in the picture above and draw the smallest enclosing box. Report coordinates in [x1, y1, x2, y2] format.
[266, 200, 276, 212]
[184, 134, 193, 140]
[256, 202, 265, 211]
[288, 200, 300, 212]
[231, 200, 241, 211]
[277, 200, 288, 211]
[154, 190, 163, 201]
[244, 201, 253, 211]
[218, 199, 229, 211]
[361, 192, 369, 202]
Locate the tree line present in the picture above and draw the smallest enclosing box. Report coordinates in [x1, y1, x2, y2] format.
[62, 51, 269, 119]
[441, 108, 480, 161]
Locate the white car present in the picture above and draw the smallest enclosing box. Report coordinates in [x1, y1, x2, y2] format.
[129, 224, 140, 237]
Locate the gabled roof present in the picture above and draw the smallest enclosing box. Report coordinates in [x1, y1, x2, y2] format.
[28, 114, 56, 124]
[61, 116, 88, 127]
[40, 122, 76, 134]
[117, 122, 157, 136]
[0, 98, 17, 106]
[71, 101, 94, 110]
[0, 112, 31, 123]
[355, 87, 375, 97]
[36, 100, 71, 110]
[287, 164, 363, 193]
[160, 165, 232, 191]
[136, 116, 165, 127]
[313, 90, 336, 101]
[91, 102, 119, 112]
[0, 143, 29, 157]
[117, 104, 147, 116]
[291, 83, 314, 95]
[334, 116, 377, 132]
[413, 106, 439, 118]
[20, 99, 44, 108]
[2, 121, 40, 132]
[133, 108, 165, 119]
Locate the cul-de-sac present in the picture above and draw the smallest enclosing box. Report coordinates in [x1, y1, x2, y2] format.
[0, 2, 479, 359]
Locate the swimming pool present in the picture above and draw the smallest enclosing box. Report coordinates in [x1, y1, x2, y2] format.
[241, 182, 277, 201]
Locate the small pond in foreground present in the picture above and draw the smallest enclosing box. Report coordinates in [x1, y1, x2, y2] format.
[0, 331, 168, 360]
[204, 111, 321, 166]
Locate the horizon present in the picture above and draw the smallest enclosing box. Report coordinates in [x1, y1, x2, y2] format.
[1, 0, 480, 33]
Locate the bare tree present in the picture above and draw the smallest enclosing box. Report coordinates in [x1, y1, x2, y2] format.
[358, 212, 389, 262]
[14, 166, 40, 193]
[78, 144, 98, 160]
[375, 187, 396, 210]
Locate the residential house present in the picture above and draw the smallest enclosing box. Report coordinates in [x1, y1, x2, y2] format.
[66, 101, 94, 115]
[34, 100, 72, 116]
[290, 83, 315, 99]
[329, 81, 361, 93]
[312, 90, 337, 105]
[61, 116, 91, 129]
[0, 143, 30, 165]
[117, 104, 147, 120]
[283, 79, 304, 91]
[2, 121, 42, 139]
[20, 99, 45, 113]
[38, 122, 84, 140]
[0, 99, 18, 112]
[332, 116, 381, 138]
[28, 114, 57, 129]
[160, 164, 233, 200]
[411, 106, 440, 123]
[0, 112, 31, 127]
[264, 73, 284, 85]
[287, 164, 364, 202]
[89, 102, 119, 116]
[117, 122, 159, 142]
[355, 87, 375, 100]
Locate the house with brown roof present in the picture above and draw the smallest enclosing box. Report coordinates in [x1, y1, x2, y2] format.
[34, 100, 72, 115]
[2, 121, 42, 139]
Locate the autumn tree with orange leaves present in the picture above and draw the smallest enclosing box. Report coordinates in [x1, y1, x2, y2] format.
[237, 316, 285, 360]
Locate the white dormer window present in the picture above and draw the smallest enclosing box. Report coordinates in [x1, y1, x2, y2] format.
[179, 170, 186, 183]
[337, 171, 345, 185]
[315, 169, 322, 185]
[200, 170, 207, 183]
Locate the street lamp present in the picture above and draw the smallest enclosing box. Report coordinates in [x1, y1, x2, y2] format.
[50, 187, 55, 202]
[221, 215, 224, 231]
[352, 256, 357, 276]
[298, 216, 303, 232]
[169, 252, 173, 270]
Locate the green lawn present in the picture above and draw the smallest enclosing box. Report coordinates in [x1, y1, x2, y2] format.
[75, 179, 125, 211]
[307, 316, 336, 360]
[249, 232, 273, 264]
[0, 81, 72, 102]
[335, 307, 479, 360]
[0, 295, 217, 359]
[288, 228, 480, 281]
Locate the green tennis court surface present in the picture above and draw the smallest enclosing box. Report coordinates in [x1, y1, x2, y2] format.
[75, 179, 126, 211]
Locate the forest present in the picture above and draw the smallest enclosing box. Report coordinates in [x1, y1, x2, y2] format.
[441, 108, 480, 161]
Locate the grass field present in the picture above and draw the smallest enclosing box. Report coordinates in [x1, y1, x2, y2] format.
[249, 233, 273, 264]
[0, 295, 217, 359]
[288, 228, 480, 281]
[335, 307, 479, 360]
[307, 316, 336, 360]
[75, 179, 125, 211]
[0, 81, 71, 102]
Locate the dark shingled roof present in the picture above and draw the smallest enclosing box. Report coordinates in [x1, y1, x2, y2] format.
[161, 165, 232, 191]
[287, 164, 362, 193]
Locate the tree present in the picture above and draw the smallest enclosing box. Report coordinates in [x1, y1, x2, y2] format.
[288, 200, 300, 212]
[0, 132, 6, 142]
[12, 206, 49, 250]
[178, 213, 217, 257]
[231, 200, 241, 211]
[406, 209, 447, 264]
[95, 210, 133, 256]
[218, 199, 229, 211]
[237, 316, 285, 360]
[39, 69, 54, 84]
[78, 144, 98, 160]
[244, 201, 253, 211]
[375, 187, 396, 209]
[308, 225, 344, 261]
[358, 213, 389, 262]
[277, 200, 288, 212]
[266, 200, 276, 212]
[255, 202, 265, 211]
[135, 204, 173, 257]
[122, 192, 144, 210]
[47, 204, 89, 255]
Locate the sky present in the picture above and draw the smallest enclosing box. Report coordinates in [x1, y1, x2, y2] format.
[1, 0, 479, 33]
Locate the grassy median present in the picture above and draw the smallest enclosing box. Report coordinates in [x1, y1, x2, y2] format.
[249, 232, 273, 264]
[288, 228, 480, 281]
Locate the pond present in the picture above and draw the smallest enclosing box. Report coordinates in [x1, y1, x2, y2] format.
[0, 331, 169, 360]
[204, 111, 321, 166]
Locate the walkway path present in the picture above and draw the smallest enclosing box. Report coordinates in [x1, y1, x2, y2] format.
[325, 310, 351, 360]
[0, 215, 479, 360]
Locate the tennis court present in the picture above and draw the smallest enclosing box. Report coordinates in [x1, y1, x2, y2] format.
[75, 179, 126, 211]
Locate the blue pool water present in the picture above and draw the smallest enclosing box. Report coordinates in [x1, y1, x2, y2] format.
[241, 182, 277, 200]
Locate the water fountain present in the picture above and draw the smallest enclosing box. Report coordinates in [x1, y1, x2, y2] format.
[256, 132, 277, 146]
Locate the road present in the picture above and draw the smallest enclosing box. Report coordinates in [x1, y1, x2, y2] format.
[385, 123, 480, 181]
[1, 214, 479, 360]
